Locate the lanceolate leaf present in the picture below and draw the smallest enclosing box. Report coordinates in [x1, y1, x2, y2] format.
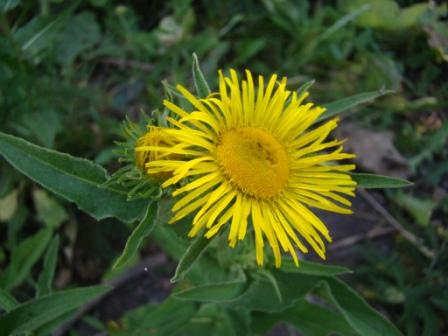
[0, 286, 110, 336]
[0, 132, 146, 223]
[290, 301, 358, 336]
[235, 270, 401, 335]
[351, 173, 413, 188]
[253, 270, 283, 303]
[286, 300, 359, 336]
[34, 311, 78, 336]
[192, 52, 211, 98]
[171, 235, 213, 283]
[251, 299, 357, 336]
[319, 278, 402, 336]
[113, 202, 159, 269]
[319, 89, 393, 122]
[36, 235, 60, 297]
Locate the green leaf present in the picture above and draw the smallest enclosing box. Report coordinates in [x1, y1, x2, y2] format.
[238, 270, 401, 335]
[1, 0, 21, 12]
[12, 4, 78, 60]
[319, 278, 402, 336]
[173, 280, 248, 303]
[0, 228, 52, 290]
[317, 4, 371, 42]
[319, 89, 393, 122]
[171, 235, 213, 283]
[19, 109, 61, 148]
[17, 18, 60, 53]
[55, 12, 101, 65]
[192, 52, 211, 98]
[119, 297, 196, 336]
[0, 163, 16, 198]
[252, 299, 357, 336]
[234, 38, 266, 66]
[5, 204, 28, 250]
[0, 285, 110, 336]
[235, 271, 319, 313]
[409, 122, 448, 170]
[152, 224, 188, 261]
[281, 258, 352, 276]
[0, 132, 146, 223]
[36, 235, 60, 297]
[351, 173, 413, 188]
[34, 311, 77, 336]
[113, 202, 159, 269]
[286, 300, 358, 336]
[172, 304, 236, 336]
[341, 0, 430, 31]
[296, 4, 372, 67]
[173, 269, 247, 302]
[0, 288, 18, 312]
[253, 269, 283, 303]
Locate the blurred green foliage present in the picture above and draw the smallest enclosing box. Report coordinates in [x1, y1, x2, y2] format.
[0, 0, 447, 335]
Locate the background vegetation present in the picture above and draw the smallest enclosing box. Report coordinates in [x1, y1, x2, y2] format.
[0, 0, 447, 335]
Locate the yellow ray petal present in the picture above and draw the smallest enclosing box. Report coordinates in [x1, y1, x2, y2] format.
[277, 200, 327, 260]
[238, 196, 251, 241]
[228, 193, 242, 247]
[169, 195, 209, 224]
[192, 182, 232, 225]
[273, 206, 308, 254]
[252, 201, 281, 267]
[189, 191, 236, 236]
[172, 171, 221, 196]
[172, 178, 220, 212]
[205, 204, 235, 239]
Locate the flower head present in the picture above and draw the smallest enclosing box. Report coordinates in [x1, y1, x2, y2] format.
[135, 126, 179, 181]
[146, 70, 356, 267]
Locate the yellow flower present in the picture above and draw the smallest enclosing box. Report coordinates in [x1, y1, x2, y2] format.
[142, 70, 356, 267]
[135, 126, 179, 181]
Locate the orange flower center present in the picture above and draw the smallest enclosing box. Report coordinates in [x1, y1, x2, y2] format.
[216, 127, 289, 199]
